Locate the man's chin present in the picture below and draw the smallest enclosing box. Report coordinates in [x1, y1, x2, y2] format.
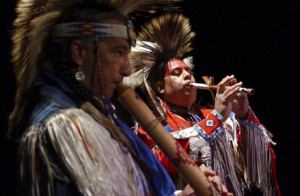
[104, 91, 113, 99]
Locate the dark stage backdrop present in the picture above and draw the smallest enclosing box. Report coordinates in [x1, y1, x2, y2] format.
[1, 0, 298, 195]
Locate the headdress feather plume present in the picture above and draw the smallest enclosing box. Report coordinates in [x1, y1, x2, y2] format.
[8, 0, 182, 139]
[12, 0, 183, 91]
[126, 13, 195, 88]
[124, 13, 195, 119]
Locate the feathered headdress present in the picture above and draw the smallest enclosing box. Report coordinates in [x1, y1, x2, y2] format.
[129, 13, 195, 73]
[123, 13, 195, 117]
[8, 0, 182, 139]
[126, 13, 195, 88]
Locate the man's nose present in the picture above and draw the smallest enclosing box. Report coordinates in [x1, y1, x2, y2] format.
[121, 58, 132, 76]
[183, 70, 192, 79]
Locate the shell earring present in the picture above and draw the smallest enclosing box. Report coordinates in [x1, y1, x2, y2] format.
[75, 67, 85, 81]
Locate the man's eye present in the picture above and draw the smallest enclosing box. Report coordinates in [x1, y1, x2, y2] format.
[172, 70, 181, 76]
[115, 51, 121, 57]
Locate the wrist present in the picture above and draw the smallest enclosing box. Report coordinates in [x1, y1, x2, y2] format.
[238, 106, 250, 120]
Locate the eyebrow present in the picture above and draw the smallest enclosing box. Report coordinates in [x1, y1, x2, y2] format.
[111, 43, 130, 51]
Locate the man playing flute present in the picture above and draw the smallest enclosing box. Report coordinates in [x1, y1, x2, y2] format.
[123, 13, 280, 196]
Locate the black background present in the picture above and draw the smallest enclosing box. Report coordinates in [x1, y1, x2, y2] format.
[1, 0, 299, 195]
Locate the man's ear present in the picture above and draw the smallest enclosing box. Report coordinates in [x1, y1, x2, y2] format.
[155, 82, 165, 94]
[71, 40, 85, 66]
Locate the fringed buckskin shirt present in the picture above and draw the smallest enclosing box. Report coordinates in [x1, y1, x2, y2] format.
[137, 98, 280, 196]
[18, 73, 176, 196]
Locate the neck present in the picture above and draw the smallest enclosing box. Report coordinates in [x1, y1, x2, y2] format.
[166, 102, 191, 117]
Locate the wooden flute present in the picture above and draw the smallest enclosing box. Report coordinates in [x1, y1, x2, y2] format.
[117, 85, 217, 196]
[190, 82, 255, 95]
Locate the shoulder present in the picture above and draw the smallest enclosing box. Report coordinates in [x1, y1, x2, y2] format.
[29, 86, 78, 126]
[44, 108, 103, 131]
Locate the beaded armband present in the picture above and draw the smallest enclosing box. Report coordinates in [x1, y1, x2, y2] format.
[193, 110, 224, 143]
[242, 107, 261, 126]
[241, 107, 274, 140]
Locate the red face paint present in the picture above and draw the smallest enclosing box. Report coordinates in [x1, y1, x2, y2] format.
[164, 58, 192, 78]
